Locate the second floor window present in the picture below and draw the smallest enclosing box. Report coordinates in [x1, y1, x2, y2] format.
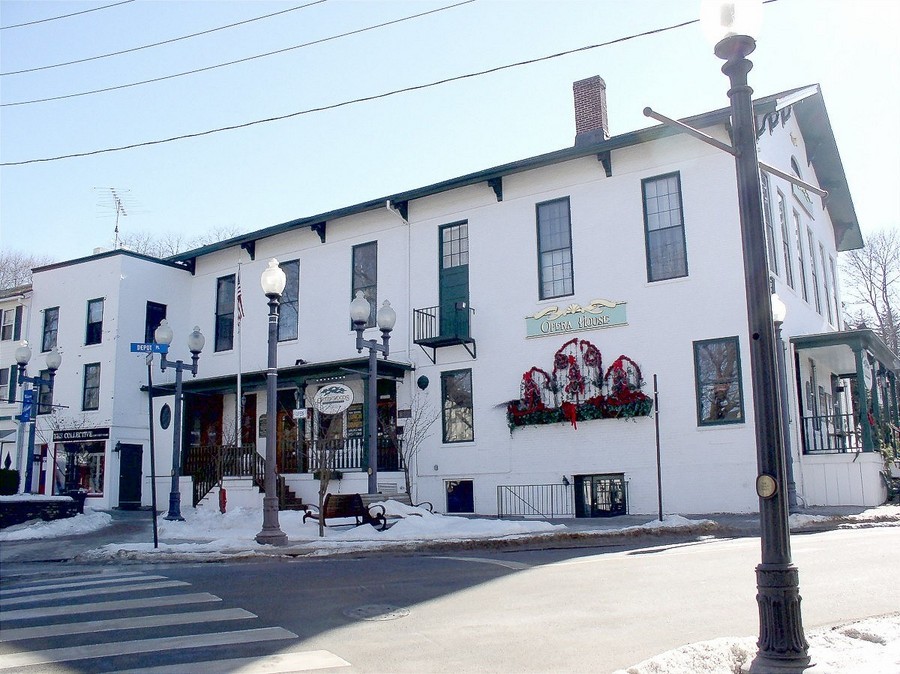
[38, 369, 53, 414]
[352, 242, 377, 328]
[777, 191, 794, 289]
[1, 366, 13, 404]
[215, 275, 235, 352]
[760, 171, 778, 276]
[278, 260, 300, 342]
[145, 301, 167, 344]
[642, 173, 687, 282]
[0, 308, 16, 341]
[82, 363, 101, 411]
[807, 229, 822, 315]
[85, 298, 104, 345]
[42, 307, 59, 352]
[536, 197, 574, 299]
[793, 211, 809, 302]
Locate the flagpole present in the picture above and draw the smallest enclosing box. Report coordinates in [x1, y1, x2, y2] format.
[236, 262, 243, 451]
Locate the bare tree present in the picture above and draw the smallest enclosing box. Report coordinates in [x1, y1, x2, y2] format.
[120, 225, 242, 259]
[841, 228, 900, 354]
[0, 249, 54, 289]
[380, 391, 439, 498]
[307, 415, 344, 538]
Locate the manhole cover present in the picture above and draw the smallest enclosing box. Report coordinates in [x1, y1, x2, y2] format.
[343, 604, 410, 621]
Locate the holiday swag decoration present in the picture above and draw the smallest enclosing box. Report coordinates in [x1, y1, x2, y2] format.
[507, 338, 652, 430]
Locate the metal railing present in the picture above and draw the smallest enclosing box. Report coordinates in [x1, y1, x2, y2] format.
[413, 304, 471, 342]
[185, 444, 262, 506]
[497, 484, 574, 518]
[300, 436, 404, 472]
[801, 413, 863, 454]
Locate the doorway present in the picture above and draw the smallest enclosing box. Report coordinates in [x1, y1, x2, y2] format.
[574, 473, 627, 517]
[118, 443, 143, 510]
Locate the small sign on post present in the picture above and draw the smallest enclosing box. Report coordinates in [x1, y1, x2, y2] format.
[131, 343, 168, 354]
[19, 389, 34, 422]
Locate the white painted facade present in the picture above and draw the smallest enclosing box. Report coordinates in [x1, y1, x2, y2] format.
[9, 82, 896, 516]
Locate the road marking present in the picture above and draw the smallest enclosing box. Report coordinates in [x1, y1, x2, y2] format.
[0, 608, 256, 642]
[0, 626, 299, 669]
[0, 573, 166, 597]
[1, 580, 190, 606]
[115, 650, 352, 673]
[0, 592, 221, 621]
[434, 555, 531, 570]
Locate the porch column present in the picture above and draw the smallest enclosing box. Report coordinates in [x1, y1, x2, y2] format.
[853, 346, 874, 452]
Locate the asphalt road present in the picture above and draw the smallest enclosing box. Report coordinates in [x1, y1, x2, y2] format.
[2, 526, 898, 673]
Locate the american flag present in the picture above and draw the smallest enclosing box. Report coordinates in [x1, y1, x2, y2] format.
[236, 269, 245, 321]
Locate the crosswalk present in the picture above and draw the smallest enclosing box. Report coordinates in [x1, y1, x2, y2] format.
[0, 569, 351, 673]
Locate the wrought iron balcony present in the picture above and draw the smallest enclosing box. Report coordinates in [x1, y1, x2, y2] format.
[413, 304, 476, 363]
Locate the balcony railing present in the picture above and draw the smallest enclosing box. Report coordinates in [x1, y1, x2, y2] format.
[497, 484, 574, 518]
[801, 413, 863, 454]
[413, 304, 476, 362]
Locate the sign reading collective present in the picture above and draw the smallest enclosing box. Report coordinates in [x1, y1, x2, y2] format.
[54, 427, 111, 442]
[525, 298, 627, 338]
[313, 384, 354, 415]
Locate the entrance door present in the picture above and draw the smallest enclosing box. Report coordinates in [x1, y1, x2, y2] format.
[118, 443, 142, 510]
[575, 473, 626, 517]
[439, 222, 470, 339]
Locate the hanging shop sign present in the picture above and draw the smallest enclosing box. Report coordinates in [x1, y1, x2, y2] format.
[54, 427, 111, 442]
[313, 384, 355, 415]
[525, 298, 627, 338]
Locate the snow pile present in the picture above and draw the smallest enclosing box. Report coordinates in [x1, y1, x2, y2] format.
[0, 509, 112, 541]
[614, 613, 900, 674]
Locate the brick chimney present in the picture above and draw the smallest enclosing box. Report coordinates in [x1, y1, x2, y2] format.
[573, 76, 609, 146]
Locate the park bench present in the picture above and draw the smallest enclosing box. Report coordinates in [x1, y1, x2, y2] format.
[360, 493, 433, 526]
[302, 493, 387, 530]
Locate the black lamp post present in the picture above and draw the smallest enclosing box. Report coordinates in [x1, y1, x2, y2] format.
[256, 258, 288, 546]
[350, 290, 396, 494]
[704, 1, 811, 670]
[771, 292, 798, 510]
[14, 342, 61, 493]
[154, 319, 204, 522]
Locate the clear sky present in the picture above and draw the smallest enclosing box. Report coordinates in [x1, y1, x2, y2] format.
[1, 0, 898, 262]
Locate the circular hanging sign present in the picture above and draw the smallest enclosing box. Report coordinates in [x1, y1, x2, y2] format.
[313, 384, 354, 415]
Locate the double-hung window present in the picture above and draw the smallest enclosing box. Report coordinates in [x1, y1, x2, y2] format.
[694, 337, 745, 426]
[42, 307, 59, 352]
[536, 197, 574, 299]
[85, 298, 104, 345]
[642, 173, 687, 282]
[820, 244, 834, 324]
[278, 260, 300, 342]
[82, 363, 101, 411]
[0, 309, 14, 341]
[807, 229, 822, 314]
[37, 369, 53, 414]
[145, 302, 167, 344]
[793, 211, 809, 302]
[1, 367, 13, 404]
[441, 369, 474, 443]
[215, 275, 235, 352]
[351, 242, 377, 328]
[760, 171, 778, 276]
[777, 191, 794, 289]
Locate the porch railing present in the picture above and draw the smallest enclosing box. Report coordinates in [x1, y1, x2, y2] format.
[497, 484, 574, 518]
[801, 413, 863, 454]
[184, 444, 263, 506]
[299, 436, 404, 473]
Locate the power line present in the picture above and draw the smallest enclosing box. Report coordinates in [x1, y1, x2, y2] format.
[1, 0, 475, 107]
[1, 1, 328, 77]
[0, 0, 135, 30]
[1, 15, 700, 167]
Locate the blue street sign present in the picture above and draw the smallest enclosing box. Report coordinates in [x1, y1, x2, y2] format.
[20, 389, 34, 422]
[131, 343, 168, 354]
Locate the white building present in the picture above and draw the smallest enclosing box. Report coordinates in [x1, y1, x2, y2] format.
[10, 79, 898, 517]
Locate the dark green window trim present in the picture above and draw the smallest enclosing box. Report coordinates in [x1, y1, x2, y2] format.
[351, 242, 377, 328]
[441, 368, 474, 443]
[215, 275, 235, 352]
[642, 172, 688, 282]
[536, 197, 574, 300]
[693, 336, 745, 426]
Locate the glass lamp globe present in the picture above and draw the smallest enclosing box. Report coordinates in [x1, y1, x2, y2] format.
[350, 290, 371, 325]
[376, 300, 397, 332]
[260, 258, 287, 297]
[187, 326, 205, 354]
[154, 319, 174, 346]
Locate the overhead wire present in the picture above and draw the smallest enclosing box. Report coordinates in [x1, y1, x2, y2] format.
[1, 1, 328, 77]
[0, 0, 476, 107]
[0, 0, 135, 30]
[1, 14, 701, 167]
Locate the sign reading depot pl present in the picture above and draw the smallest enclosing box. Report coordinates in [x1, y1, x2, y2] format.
[313, 384, 354, 415]
[525, 298, 627, 338]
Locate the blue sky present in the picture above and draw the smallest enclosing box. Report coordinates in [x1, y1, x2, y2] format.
[1, 0, 897, 262]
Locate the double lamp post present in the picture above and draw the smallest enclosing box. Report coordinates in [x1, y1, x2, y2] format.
[14, 342, 61, 493]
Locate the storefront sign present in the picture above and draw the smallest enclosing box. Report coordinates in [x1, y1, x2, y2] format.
[525, 299, 627, 338]
[313, 384, 354, 415]
[54, 427, 110, 442]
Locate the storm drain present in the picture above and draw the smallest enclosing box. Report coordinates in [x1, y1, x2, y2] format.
[343, 604, 410, 621]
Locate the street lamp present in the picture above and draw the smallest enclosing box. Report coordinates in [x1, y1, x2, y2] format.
[154, 319, 204, 522]
[14, 341, 61, 493]
[703, 1, 811, 671]
[772, 293, 798, 511]
[256, 258, 288, 546]
[350, 290, 396, 494]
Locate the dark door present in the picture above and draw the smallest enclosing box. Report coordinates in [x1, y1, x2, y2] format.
[439, 223, 470, 338]
[575, 473, 626, 518]
[118, 443, 143, 510]
[446, 479, 474, 513]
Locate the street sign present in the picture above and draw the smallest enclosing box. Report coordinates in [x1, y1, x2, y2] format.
[131, 343, 168, 354]
[20, 389, 34, 422]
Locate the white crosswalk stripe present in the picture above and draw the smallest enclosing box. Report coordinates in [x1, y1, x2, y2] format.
[0, 570, 350, 672]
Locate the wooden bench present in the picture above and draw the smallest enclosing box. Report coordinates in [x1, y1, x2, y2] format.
[361, 492, 433, 514]
[302, 493, 387, 530]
